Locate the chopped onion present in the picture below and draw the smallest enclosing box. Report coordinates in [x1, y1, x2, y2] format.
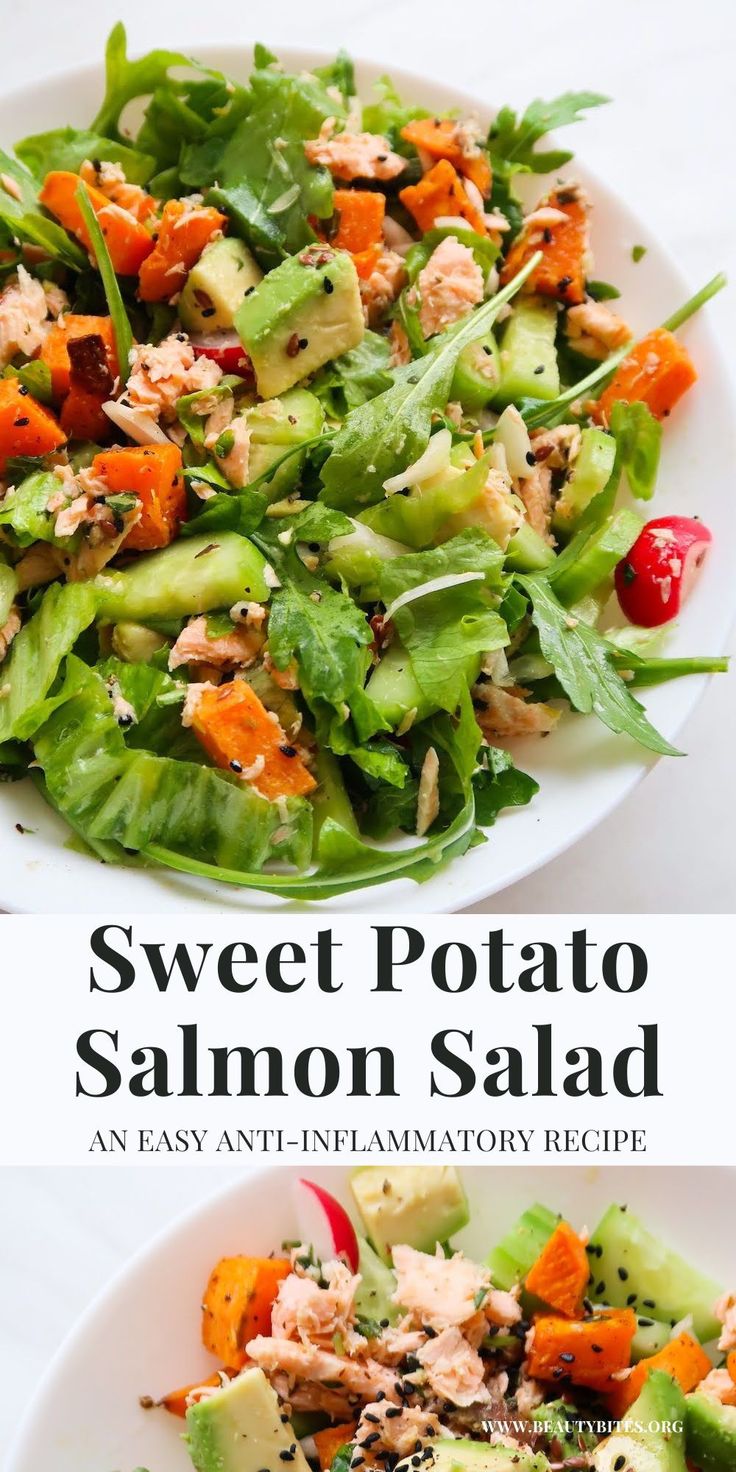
[382, 215, 415, 256]
[432, 216, 472, 233]
[103, 399, 170, 445]
[330, 519, 408, 559]
[463, 177, 485, 215]
[383, 570, 484, 624]
[383, 428, 452, 496]
[495, 405, 534, 479]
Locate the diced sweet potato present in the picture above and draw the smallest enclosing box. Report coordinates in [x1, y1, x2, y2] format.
[191, 680, 317, 801]
[400, 158, 487, 234]
[201, 1256, 291, 1370]
[39, 171, 154, 275]
[606, 1331, 712, 1419]
[313, 1424, 358, 1470]
[331, 190, 386, 253]
[158, 1372, 229, 1418]
[138, 200, 227, 302]
[39, 314, 118, 400]
[526, 1309, 637, 1392]
[401, 118, 492, 196]
[592, 327, 697, 424]
[525, 1221, 590, 1318]
[92, 443, 187, 550]
[0, 378, 66, 472]
[500, 187, 589, 305]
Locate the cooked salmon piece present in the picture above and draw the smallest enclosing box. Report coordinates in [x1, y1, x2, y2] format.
[414, 236, 484, 338]
[305, 123, 405, 182]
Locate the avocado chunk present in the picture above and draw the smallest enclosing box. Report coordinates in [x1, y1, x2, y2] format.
[531, 1399, 597, 1460]
[686, 1393, 736, 1472]
[350, 1166, 469, 1264]
[179, 237, 264, 334]
[400, 1438, 551, 1472]
[593, 1371, 688, 1472]
[492, 295, 560, 408]
[186, 1366, 311, 1472]
[236, 247, 364, 398]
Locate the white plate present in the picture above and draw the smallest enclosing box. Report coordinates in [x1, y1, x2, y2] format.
[8, 1163, 734, 1472]
[0, 47, 733, 913]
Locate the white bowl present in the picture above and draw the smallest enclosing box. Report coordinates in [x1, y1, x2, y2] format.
[8, 1163, 734, 1472]
[0, 47, 733, 913]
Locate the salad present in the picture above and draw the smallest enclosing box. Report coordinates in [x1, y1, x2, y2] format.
[149, 1167, 736, 1472]
[0, 28, 727, 899]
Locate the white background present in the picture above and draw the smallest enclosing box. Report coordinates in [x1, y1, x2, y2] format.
[0, 0, 734, 1447]
[2, 0, 735, 911]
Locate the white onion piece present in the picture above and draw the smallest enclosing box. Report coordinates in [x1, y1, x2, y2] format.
[383, 428, 452, 496]
[382, 215, 415, 255]
[384, 570, 483, 624]
[432, 216, 473, 232]
[495, 405, 534, 479]
[464, 177, 486, 215]
[102, 399, 170, 445]
[330, 519, 408, 559]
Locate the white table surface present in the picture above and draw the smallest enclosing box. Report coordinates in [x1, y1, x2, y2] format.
[0, 0, 735, 1442]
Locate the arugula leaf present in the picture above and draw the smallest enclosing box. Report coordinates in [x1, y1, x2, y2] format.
[586, 279, 622, 302]
[90, 23, 213, 138]
[311, 331, 393, 419]
[268, 573, 372, 710]
[609, 653, 728, 687]
[0, 149, 87, 269]
[282, 502, 353, 544]
[75, 181, 133, 380]
[182, 485, 269, 538]
[361, 779, 419, 839]
[489, 92, 609, 176]
[15, 127, 155, 184]
[320, 254, 540, 510]
[208, 63, 341, 269]
[488, 91, 608, 236]
[473, 745, 539, 824]
[517, 573, 680, 756]
[609, 401, 662, 501]
[379, 530, 507, 713]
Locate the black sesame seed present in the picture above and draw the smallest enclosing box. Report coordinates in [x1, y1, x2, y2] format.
[323, 277, 334, 294]
[591, 1343, 603, 1353]
[380, 1319, 390, 1328]
[279, 744, 297, 758]
[618, 1267, 629, 1282]
[201, 307, 216, 318]
[525, 451, 536, 466]
[363, 1434, 380, 1447]
[18, 383, 28, 395]
[614, 1458, 625, 1472]
[13, 416, 29, 427]
[596, 1281, 606, 1296]
[385, 1406, 401, 1419]
[643, 1300, 656, 1309]
[533, 364, 545, 374]
[543, 228, 553, 243]
[559, 1352, 575, 1363]
[626, 1293, 637, 1306]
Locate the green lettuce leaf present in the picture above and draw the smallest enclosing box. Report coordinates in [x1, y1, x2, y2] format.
[516, 572, 680, 756]
[15, 127, 155, 184]
[90, 23, 213, 139]
[268, 571, 372, 709]
[473, 745, 539, 824]
[361, 76, 429, 151]
[379, 530, 507, 712]
[0, 583, 98, 742]
[0, 471, 71, 547]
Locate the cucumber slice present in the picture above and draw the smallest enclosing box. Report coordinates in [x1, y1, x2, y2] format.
[486, 1202, 560, 1292]
[354, 1235, 399, 1324]
[366, 639, 482, 729]
[451, 334, 501, 411]
[550, 507, 643, 606]
[492, 296, 560, 408]
[553, 428, 616, 537]
[505, 521, 557, 572]
[587, 1204, 723, 1341]
[631, 1316, 672, 1361]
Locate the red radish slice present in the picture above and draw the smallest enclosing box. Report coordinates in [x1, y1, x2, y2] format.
[615, 515, 713, 628]
[191, 331, 253, 380]
[293, 1178, 359, 1271]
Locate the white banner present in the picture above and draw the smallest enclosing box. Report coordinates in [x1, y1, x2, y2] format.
[1, 913, 731, 1166]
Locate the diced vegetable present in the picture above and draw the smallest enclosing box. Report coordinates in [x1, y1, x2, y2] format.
[93, 532, 271, 622]
[552, 427, 617, 536]
[138, 199, 227, 302]
[159, 1373, 227, 1418]
[400, 118, 492, 195]
[615, 514, 712, 627]
[400, 159, 487, 233]
[500, 188, 588, 305]
[526, 1308, 637, 1391]
[524, 1220, 590, 1318]
[39, 314, 118, 399]
[0, 378, 66, 472]
[39, 170, 154, 275]
[201, 1255, 291, 1370]
[92, 443, 187, 551]
[593, 327, 697, 423]
[587, 1203, 723, 1342]
[607, 1330, 712, 1419]
[487, 1203, 560, 1292]
[331, 189, 386, 253]
[313, 1424, 357, 1470]
[190, 681, 317, 801]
